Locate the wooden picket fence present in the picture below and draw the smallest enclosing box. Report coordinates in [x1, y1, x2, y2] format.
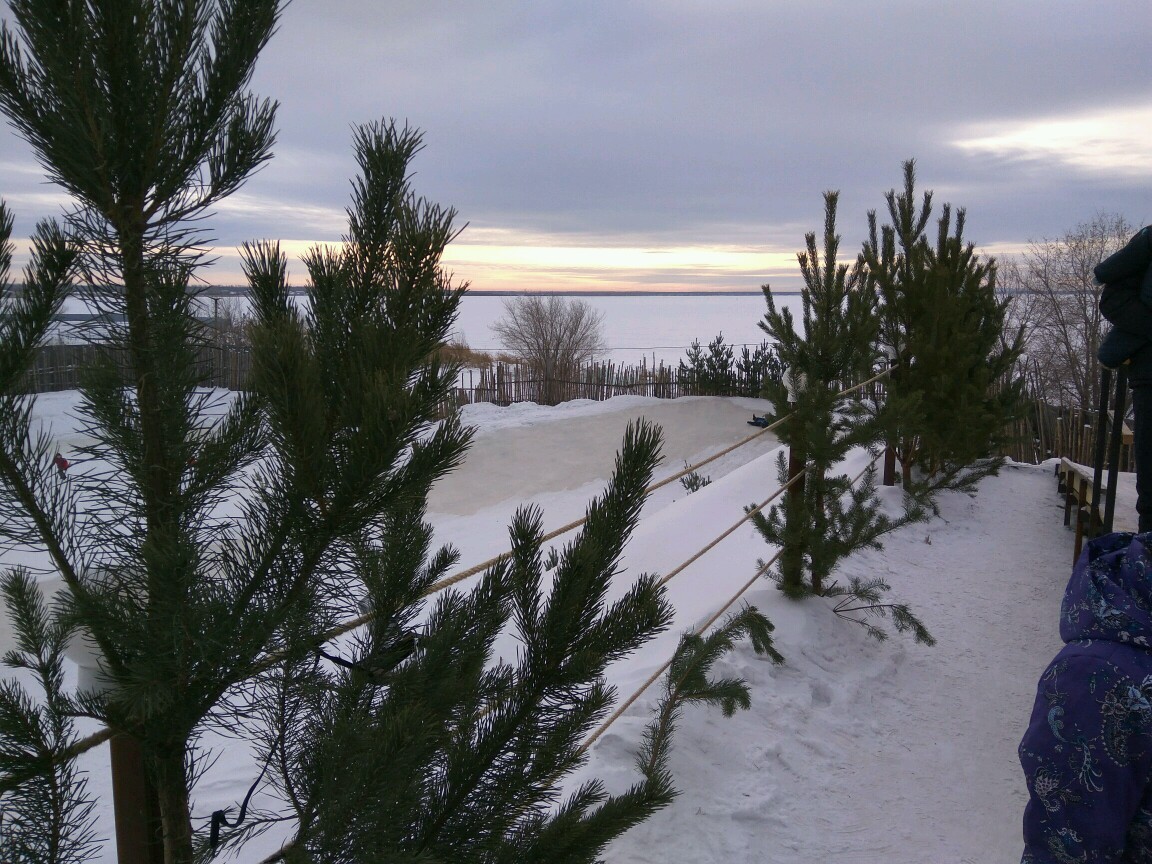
[1005, 403, 1111, 468]
[454, 359, 684, 406]
[21, 346, 765, 406]
[21, 343, 254, 393]
[1000, 397, 1134, 472]
[24, 343, 1093, 469]
[22, 342, 892, 411]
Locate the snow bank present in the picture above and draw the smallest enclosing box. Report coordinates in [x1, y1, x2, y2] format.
[2, 392, 1082, 862]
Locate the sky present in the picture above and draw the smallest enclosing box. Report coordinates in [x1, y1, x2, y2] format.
[1, 0, 1150, 292]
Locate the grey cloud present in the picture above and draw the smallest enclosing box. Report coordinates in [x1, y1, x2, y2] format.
[1, 0, 1149, 275]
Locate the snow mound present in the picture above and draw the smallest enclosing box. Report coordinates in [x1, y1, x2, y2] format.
[3, 393, 1079, 862]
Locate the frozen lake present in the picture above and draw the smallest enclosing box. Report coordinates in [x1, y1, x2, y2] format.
[452, 292, 802, 367]
[55, 290, 806, 368]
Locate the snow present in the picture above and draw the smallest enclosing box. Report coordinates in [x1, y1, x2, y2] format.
[1, 390, 1092, 862]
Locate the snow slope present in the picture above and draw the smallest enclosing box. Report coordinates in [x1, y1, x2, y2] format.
[2, 393, 1083, 862]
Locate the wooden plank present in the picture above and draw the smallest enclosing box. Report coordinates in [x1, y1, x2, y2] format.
[1059, 458, 1106, 510]
[1074, 474, 1088, 560]
[1108, 410, 1135, 446]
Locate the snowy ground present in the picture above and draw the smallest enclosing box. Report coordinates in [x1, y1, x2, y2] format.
[2, 392, 1102, 863]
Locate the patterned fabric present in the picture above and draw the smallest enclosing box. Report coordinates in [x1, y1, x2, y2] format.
[1020, 532, 1152, 862]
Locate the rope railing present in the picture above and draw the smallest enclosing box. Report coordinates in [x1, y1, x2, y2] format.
[424, 444, 884, 808]
[577, 453, 883, 756]
[463, 430, 884, 737]
[30, 368, 891, 769]
[419, 367, 890, 599]
[325, 413, 792, 643]
[656, 463, 804, 589]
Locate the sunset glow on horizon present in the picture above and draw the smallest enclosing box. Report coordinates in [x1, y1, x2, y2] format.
[3, 228, 1032, 294]
[196, 234, 805, 293]
[2, 2, 1145, 296]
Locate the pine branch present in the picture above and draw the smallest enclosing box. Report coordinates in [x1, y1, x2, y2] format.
[0, 569, 98, 863]
[829, 577, 936, 646]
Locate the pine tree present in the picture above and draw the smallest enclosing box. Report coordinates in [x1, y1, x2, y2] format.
[860, 160, 1025, 495]
[755, 192, 881, 594]
[677, 333, 781, 398]
[753, 192, 930, 642]
[677, 333, 735, 396]
[0, 3, 776, 861]
[0, 3, 287, 859]
[0, 568, 98, 864]
[735, 340, 783, 399]
[228, 418, 780, 863]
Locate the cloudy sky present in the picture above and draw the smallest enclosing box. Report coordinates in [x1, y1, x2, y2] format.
[1, 0, 1149, 292]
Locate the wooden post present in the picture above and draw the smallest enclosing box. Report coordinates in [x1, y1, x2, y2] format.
[1090, 366, 1113, 539]
[882, 445, 896, 487]
[1062, 464, 1074, 527]
[1103, 365, 1129, 533]
[1074, 474, 1089, 560]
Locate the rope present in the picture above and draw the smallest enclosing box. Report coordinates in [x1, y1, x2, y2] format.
[324, 413, 793, 642]
[836, 367, 890, 398]
[577, 547, 785, 756]
[657, 465, 805, 589]
[577, 450, 884, 755]
[36, 372, 891, 767]
[624, 367, 889, 595]
[425, 417, 788, 591]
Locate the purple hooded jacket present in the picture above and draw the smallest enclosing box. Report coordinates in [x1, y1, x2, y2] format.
[1020, 532, 1152, 862]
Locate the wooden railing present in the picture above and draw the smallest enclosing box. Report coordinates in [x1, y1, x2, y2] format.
[1056, 365, 1133, 559]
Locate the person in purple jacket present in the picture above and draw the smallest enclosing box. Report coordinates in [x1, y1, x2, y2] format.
[1020, 532, 1152, 862]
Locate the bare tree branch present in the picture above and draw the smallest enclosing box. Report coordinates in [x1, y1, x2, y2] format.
[490, 295, 606, 404]
[1002, 213, 1133, 409]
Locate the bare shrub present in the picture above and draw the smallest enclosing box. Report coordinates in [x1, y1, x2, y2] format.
[490, 294, 606, 404]
[1003, 213, 1135, 410]
[204, 294, 253, 348]
[435, 336, 509, 367]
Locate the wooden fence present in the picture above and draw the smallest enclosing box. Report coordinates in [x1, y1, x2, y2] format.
[21, 343, 254, 393]
[456, 360, 694, 406]
[21, 346, 763, 405]
[22, 342, 888, 407]
[1002, 399, 1135, 472]
[23, 343, 1104, 470]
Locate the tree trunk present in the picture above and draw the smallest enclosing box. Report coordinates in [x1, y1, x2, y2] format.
[109, 734, 165, 864]
[779, 440, 808, 594]
[150, 746, 195, 864]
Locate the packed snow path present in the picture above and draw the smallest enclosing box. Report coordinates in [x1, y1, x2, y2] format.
[429, 396, 1073, 863]
[597, 468, 1070, 863]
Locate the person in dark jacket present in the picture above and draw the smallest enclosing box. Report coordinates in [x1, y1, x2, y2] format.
[1019, 532, 1152, 862]
[1097, 226, 1152, 532]
[1097, 225, 1152, 369]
